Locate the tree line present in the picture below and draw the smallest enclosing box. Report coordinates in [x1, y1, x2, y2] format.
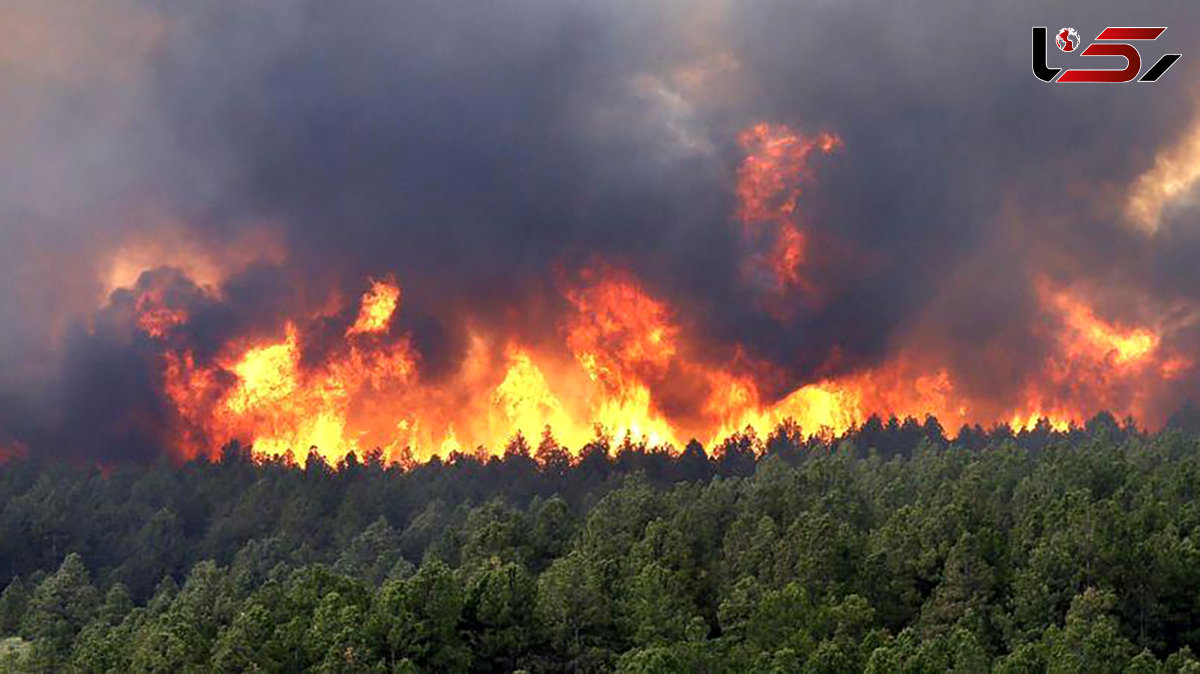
[2, 412, 1200, 671]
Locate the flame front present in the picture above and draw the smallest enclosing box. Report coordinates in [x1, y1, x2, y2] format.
[143, 268, 1185, 464]
[161, 293, 422, 461]
[103, 121, 1195, 465]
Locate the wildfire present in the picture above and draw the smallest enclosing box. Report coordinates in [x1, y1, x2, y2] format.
[1046, 285, 1159, 365]
[96, 121, 1192, 465]
[161, 282, 421, 461]
[736, 122, 841, 295]
[566, 269, 676, 389]
[736, 123, 840, 225]
[141, 265, 1186, 464]
[346, 278, 401, 336]
[134, 291, 188, 338]
[225, 326, 304, 413]
[491, 346, 574, 445]
[996, 279, 1187, 429]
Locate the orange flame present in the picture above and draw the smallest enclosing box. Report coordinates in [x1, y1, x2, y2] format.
[346, 277, 401, 336]
[146, 266, 1188, 464]
[997, 279, 1188, 429]
[736, 122, 840, 294]
[134, 291, 188, 339]
[163, 281, 421, 461]
[108, 123, 1194, 465]
[1045, 283, 1159, 365]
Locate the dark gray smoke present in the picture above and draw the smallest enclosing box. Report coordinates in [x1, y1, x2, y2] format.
[3, 0, 1200, 460]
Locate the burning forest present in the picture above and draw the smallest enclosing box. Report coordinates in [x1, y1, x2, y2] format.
[12, 3, 1200, 673]
[2, 1, 1200, 467]
[40, 116, 1200, 465]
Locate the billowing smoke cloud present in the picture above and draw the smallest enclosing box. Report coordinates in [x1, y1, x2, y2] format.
[3, 0, 1200, 461]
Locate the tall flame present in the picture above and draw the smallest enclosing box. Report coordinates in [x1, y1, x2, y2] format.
[346, 278, 401, 336]
[736, 122, 840, 295]
[101, 121, 1192, 465]
[146, 266, 1188, 464]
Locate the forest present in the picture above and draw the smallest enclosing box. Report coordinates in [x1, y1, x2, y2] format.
[4, 412, 1200, 672]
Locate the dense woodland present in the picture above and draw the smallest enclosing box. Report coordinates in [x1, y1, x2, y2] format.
[4, 412, 1200, 671]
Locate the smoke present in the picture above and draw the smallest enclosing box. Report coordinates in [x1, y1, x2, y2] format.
[2, 0, 1200, 460]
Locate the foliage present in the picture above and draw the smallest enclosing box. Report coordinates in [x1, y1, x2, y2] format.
[0, 414, 1198, 671]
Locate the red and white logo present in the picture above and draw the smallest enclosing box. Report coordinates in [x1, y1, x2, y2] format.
[1056, 27, 1080, 52]
[1033, 26, 1181, 83]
